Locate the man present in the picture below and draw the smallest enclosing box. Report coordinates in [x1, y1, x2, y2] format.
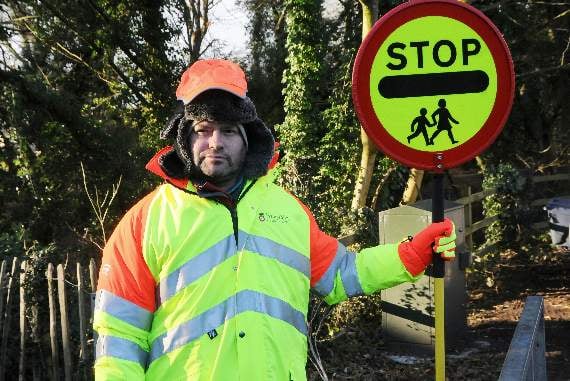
[94, 59, 456, 380]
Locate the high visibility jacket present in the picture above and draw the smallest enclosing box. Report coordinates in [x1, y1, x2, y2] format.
[94, 150, 420, 380]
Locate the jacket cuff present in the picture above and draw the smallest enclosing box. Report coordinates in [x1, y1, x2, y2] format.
[398, 242, 429, 277]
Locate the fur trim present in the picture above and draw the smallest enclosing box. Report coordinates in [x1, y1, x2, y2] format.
[184, 91, 257, 124]
[161, 105, 185, 140]
[157, 147, 186, 179]
[241, 118, 274, 179]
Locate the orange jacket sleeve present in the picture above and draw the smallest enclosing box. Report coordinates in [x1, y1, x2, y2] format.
[97, 190, 158, 312]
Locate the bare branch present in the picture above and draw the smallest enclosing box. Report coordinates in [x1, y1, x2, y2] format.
[516, 63, 570, 78]
[198, 39, 215, 57]
[561, 36, 570, 66]
[107, 59, 151, 106]
[80, 162, 122, 246]
[182, 0, 213, 61]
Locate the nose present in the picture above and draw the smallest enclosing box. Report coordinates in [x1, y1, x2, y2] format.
[208, 129, 223, 149]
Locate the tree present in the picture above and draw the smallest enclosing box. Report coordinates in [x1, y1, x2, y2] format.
[350, 0, 379, 211]
[0, 0, 217, 254]
[474, 0, 570, 172]
[276, 0, 325, 205]
[241, 0, 287, 128]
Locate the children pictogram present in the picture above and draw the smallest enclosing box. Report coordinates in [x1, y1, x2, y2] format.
[407, 108, 435, 146]
[429, 99, 459, 145]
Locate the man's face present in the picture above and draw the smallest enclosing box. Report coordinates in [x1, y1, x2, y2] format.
[190, 120, 247, 189]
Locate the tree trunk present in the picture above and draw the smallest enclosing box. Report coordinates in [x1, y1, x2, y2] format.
[401, 168, 424, 205]
[351, 0, 379, 211]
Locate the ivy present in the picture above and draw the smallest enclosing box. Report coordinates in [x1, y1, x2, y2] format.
[276, 0, 325, 210]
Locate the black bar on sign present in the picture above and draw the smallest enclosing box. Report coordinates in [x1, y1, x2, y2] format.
[378, 70, 489, 98]
[381, 301, 435, 327]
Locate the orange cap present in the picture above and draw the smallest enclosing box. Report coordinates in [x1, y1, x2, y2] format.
[175, 59, 248, 104]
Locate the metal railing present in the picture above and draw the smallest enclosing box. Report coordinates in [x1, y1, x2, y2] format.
[499, 296, 547, 381]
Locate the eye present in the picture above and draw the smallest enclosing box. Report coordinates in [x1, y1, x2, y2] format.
[193, 128, 211, 136]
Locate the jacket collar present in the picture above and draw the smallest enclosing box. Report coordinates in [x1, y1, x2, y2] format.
[145, 146, 192, 190]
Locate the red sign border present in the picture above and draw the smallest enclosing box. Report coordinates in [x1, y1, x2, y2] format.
[352, 0, 515, 171]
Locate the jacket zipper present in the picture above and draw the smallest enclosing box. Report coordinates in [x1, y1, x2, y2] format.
[227, 206, 239, 246]
[223, 179, 257, 247]
[171, 178, 257, 247]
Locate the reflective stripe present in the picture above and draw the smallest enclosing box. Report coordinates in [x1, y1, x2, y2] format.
[235, 290, 307, 334]
[96, 334, 148, 368]
[338, 248, 364, 296]
[149, 290, 307, 363]
[244, 235, 309, 277]
[158, 231, 309, 305]
[157, 234, 236, 304]
[312, 243, 363, 297]
[95, 290, 153, 331]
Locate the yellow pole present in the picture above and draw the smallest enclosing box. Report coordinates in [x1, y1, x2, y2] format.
[432, 173, 446, 381]
[434, 4, 468, 378]
[434, 277, 445, 380]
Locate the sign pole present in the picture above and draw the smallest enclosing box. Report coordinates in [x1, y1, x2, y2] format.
[432, 173, 445, 380]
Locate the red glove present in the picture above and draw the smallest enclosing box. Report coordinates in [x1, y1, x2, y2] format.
[398, 218, 456, 276]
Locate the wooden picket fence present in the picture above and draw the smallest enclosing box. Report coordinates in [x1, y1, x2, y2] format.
[0, 257, 98, 381]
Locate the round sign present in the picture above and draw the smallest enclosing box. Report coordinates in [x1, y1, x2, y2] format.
[352, 0, 514, 171]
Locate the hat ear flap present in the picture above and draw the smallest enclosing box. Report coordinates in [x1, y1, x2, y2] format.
[241, 118, 275, 179]
[158, 148, 186, 179]
[158, 120, 195, 179]
[161, 112, 185, 140]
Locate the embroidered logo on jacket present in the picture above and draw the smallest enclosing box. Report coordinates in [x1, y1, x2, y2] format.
[258, 212, 289, 224]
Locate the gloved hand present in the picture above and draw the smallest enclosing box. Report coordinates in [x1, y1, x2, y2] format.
[398, 218, 456, 276]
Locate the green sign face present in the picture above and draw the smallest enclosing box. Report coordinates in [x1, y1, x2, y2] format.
[369, 16, 497, 152]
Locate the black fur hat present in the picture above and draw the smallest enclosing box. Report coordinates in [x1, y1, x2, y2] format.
[158, 90, 274, 180]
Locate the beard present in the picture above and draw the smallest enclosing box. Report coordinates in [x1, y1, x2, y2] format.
[187, 150, 245, 187]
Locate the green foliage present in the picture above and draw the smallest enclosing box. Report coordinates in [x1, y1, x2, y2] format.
[482, 163, 529, 245]
[323, 293, 383, 338]
[276, 0, 325, 200]
[470, 163, 535, 288]
[275, 0, 368, 236]
[478, 1, 570, 170]
[270, 0, 412, 237]
[0, 0, 197, 260]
